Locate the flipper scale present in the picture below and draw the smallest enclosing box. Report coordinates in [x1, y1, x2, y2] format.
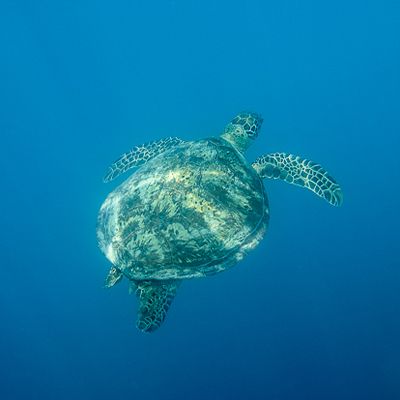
[104, 266, 123, 288]
[103, 137, 184, 182]
[134, 280, 180, 333]
[252, 152, 343, 206]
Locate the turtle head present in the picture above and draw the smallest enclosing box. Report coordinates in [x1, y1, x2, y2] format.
[221, 112, 263, 153]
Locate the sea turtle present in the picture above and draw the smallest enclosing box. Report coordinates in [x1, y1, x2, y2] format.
[97, 112, 342, 333]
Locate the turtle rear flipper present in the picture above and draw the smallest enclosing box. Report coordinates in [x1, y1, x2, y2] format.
[134, 280, 180, 333]
[103, 137, 185, 182]
[253, 152, 343, 207]
[104, 266, 123, 288]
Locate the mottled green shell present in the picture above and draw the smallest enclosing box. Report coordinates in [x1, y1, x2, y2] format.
[97, 138, 269, 280]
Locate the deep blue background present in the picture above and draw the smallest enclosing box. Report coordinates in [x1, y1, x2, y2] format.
[1, 1, 399, 399]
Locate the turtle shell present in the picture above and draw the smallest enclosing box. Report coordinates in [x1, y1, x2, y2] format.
[97, 138, 269, 280]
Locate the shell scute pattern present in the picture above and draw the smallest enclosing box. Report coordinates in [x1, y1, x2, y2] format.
[97, 138, 268, 280]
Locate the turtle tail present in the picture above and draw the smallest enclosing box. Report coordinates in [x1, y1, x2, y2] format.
[133, 280, 180, 333]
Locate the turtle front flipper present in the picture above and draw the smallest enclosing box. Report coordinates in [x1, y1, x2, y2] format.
[134, 280, 180, 333]
[252, 152, 343, 206]
[104, 137, 185, 182]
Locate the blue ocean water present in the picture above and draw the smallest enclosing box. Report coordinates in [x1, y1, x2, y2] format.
[1, 1, 399, 399]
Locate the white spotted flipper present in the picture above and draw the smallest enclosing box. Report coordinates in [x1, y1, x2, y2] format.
[103, 137, 185, 182]
[134, 280, 180, 333]
[104, 266, 123, 288]
[252, 152, 343, 206]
